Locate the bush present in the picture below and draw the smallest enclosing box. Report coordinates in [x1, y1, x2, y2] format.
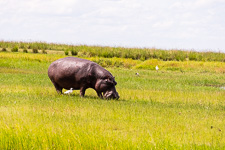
[19, 43, 26, 49]
[23, 48, 28, 53]
[134, 59, 159, 70]
[28, 45, 32, 49]
[71, 49, 78, 56]
[32, 48, 38, 53]
[174, 51, 186, 61]
[2, 47, 7, 52]
[189, 52, 197, 61]
[64, 50, 69, 55]
[11, 46, 19, 52]
[42, 49, 47, 54]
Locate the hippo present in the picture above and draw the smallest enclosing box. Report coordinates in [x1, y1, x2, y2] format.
[48, 57, 119, 99]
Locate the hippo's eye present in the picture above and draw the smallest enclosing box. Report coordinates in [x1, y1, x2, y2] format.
[104, 79, 114, 85]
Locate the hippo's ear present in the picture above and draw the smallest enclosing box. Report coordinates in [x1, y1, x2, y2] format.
[105, 78, 114, 85]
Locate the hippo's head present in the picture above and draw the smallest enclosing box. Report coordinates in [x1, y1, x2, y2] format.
[103, 86, 119, 99]
[95, 77, 119, 100]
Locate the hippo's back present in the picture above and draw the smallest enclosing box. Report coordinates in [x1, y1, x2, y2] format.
[48, 57, 94, 75]
[48, 57, 96, 89]
[49, 57, 93, 68]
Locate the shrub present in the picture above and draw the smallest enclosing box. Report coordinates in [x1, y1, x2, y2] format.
[32, 48, 38, 53]
[64, 50, 69, 55]
[23, 48, 28, 53]
[71, 49, 78, 56]
[140, 56, 146, 61]
[11, 46, 18, 52]
[28, 45, 32, 49]
[134, 59, 159, 70]
[189, 52, 197, 61]
[174, 51, 186, 61]
[19, 43, 26, 49]
[42, 49, 47, 54]
[2, 47, 7, 52]
[198, 54, 203, 61]
[159, 51, 169, 61]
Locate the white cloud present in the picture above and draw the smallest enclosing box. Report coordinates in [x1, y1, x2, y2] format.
[152, 20, 174, 28]
[0, 0, 225, 52]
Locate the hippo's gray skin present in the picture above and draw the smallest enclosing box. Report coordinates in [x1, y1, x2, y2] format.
[48, 57, 119, 99]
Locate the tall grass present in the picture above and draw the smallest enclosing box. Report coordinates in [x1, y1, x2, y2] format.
[1, 40, 225, 62]
[1, 52, 225, 73]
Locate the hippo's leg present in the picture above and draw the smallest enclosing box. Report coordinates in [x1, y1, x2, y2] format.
[52, 82, 62, 94]
[96, 91, 103, 99]
[80, 86, 87, 97]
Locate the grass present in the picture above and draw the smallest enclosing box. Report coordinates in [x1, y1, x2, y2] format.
[0, 51, 225, 149]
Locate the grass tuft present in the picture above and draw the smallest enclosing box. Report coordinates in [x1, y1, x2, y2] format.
[32, 48, 38, 53]
[11, 46, 18, 52]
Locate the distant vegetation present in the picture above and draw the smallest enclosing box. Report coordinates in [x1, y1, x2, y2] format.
[1, 40, 225, 62]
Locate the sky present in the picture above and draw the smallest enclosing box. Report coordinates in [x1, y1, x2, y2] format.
[0, 0, 225, 52]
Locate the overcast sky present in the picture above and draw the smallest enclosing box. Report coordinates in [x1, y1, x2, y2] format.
[0, 0, 225, 52]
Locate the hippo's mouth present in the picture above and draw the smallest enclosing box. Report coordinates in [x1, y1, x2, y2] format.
[103, 90, 119, 100]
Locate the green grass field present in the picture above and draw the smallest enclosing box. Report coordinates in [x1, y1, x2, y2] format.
[0, 52, 225, 149]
